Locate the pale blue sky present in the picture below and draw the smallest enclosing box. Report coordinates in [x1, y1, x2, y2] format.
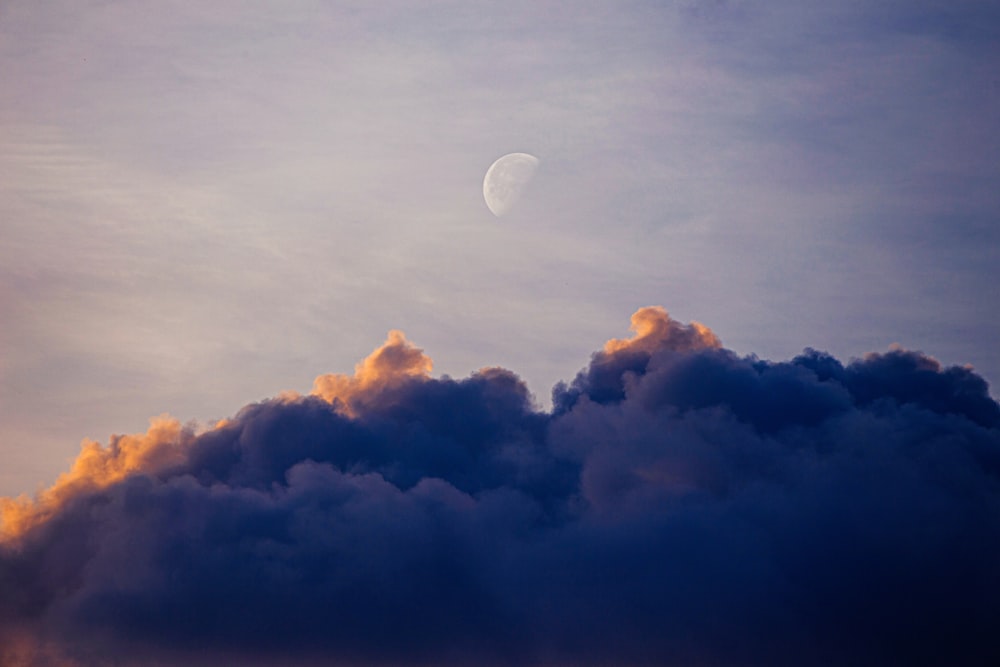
[2, 0, 998, 496]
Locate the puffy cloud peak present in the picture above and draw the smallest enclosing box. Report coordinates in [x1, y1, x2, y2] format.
[0, 416, 189, 541]
[602, 306, 721, 355]
[554, 306, 721, 410]
[846, 348, 1000, 427]
[311, 329, 433, 415]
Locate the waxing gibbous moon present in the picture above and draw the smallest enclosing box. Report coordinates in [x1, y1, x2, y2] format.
[483, 152, 539, 217]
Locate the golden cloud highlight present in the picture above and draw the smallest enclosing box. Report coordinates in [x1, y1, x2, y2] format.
[1, 416, 189, 542]
[603, 306, 721, 356]
[2, 332, 433, 543]
[311, 330, 432, 414]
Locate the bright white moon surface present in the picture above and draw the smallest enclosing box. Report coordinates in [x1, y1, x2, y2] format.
[483, 152, 540, 217]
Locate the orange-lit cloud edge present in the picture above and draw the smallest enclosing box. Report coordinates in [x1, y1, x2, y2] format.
[0, 307, 710, 543]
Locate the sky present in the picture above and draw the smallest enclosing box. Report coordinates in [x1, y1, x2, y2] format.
[1, 1, 999, 664]
[2, 0, 999, 497]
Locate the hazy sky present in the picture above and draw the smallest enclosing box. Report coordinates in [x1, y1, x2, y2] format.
[2, 0, 999, 500]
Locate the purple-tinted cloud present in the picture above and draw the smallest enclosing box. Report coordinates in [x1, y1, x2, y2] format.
[2, 307, 998, 666]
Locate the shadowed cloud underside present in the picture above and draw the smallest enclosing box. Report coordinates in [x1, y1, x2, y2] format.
[1, 307, 999, 667]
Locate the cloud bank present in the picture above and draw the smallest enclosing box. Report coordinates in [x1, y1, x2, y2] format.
[2, 307, 998, 666]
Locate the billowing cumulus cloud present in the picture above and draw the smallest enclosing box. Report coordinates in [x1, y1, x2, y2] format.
[0, 417, 190, 541]
[311, 329, 434, 415]
[601, 305, 721, 355]
[2, 308, 999, 667]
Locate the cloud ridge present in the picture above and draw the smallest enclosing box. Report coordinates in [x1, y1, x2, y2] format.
[2, 307, 999, 667]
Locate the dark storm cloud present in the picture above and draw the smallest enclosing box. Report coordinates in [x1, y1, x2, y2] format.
[2, 308, 999, 667]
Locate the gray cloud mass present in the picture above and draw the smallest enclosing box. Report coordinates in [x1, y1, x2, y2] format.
[2, 308, 998, 666]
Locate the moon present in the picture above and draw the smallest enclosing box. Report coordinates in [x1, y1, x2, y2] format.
[483, 152, 539, 217]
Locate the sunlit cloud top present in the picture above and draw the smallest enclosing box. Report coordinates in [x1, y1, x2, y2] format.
[2, 307, 998, 666]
